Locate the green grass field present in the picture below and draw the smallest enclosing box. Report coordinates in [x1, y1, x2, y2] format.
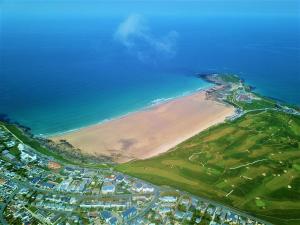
[117, 111, 300, 225]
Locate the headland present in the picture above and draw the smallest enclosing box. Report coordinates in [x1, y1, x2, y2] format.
[50, 77, 235, 163]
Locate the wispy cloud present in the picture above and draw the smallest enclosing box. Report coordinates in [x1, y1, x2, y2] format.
[114, 14, 178, 63]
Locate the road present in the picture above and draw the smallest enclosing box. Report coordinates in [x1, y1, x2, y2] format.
[126, 188, 160, 224]
[0, 187, 20, 225]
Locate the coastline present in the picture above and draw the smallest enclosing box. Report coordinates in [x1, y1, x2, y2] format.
[46, 84, 213, 138]
[51, 84, 235, 163]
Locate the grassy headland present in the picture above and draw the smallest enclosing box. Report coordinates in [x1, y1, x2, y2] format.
[117, 74, 300, 225]
[0, 121, 110, 168]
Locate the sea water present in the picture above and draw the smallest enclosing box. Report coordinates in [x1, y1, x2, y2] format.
[1, 1, 299, 135]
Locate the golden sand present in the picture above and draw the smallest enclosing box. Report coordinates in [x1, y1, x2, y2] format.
[51, 91, 234, 163]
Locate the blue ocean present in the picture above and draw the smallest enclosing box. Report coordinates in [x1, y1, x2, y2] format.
[1, 1, 300, 135]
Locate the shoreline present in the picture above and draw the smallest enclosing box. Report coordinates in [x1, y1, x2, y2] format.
[51, 83, 235, 163]
[47, 84, 213, 138]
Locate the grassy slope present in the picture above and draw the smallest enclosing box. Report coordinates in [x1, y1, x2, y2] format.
[0, 121, 73, 163]
[116, 111, 300, 225]
[0, 121, 109, 168]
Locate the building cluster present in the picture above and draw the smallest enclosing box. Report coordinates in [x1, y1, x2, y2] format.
[0, 125, 267, 225]
[139, 192, 265, 225]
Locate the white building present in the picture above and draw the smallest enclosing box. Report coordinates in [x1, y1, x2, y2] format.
[18, 144, 37, 162]
[159, 196, 177, 203]
[20, 150, 37, 162]
[18, 143, 25, 151]
[142, 185, 155, 193]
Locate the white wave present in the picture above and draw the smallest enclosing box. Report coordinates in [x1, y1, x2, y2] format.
[44, 85, 213, 138]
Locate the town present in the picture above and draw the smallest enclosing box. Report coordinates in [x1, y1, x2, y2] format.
[0, 123, 269, 225]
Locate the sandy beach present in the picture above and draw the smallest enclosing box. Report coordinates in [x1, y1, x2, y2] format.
[51, 90, 234, 163]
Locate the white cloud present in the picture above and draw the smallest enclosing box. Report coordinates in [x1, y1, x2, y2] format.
[114, 14, 178, 63]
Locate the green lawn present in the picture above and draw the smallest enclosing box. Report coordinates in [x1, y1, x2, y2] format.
[220, 74, 241, 83]
[117, 111, 300, 225]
